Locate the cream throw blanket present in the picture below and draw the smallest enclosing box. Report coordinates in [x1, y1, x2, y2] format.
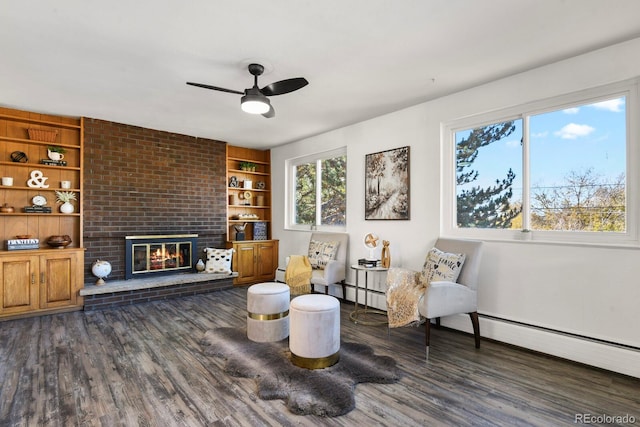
[385, 268, 426, 328]
[285, 255, 312, 295]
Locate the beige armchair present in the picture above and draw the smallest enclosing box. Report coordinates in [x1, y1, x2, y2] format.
[386, 238, 483, 358]
[281, 232, 348, 298]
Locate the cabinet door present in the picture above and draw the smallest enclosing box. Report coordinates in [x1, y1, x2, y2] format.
[39, 251, 79, 309]
[256, 241, 277, 281]
[0, 255, 39, 315]
[235, 243, 257, 285]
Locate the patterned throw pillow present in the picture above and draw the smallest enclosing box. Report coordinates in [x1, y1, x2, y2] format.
[204, 248, 234, 274]
[421, 247, 466, 285]
[308, 240, 339, 270]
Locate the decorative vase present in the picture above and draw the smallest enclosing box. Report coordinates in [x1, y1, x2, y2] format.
[60, 202, 74, 214]
[381, 240, 391, 268]
[196, 259, 205, 272]
[47, 149, 64, 161]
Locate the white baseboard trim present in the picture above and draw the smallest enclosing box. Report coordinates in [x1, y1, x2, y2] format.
[442, 314, 640, 378]
[322, 284, 639, 378]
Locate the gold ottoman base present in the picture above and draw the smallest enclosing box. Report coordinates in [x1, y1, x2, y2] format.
[290, 351, 340, 369]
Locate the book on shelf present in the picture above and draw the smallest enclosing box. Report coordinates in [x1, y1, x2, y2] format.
[40, 159, 68, 166]
[23, 206, 52, 213]
[358, 258, 381, 267]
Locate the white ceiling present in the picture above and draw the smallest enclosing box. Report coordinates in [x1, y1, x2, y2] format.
[2, 1, 640, 149]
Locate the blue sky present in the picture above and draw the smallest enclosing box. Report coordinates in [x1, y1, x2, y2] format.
[456, 96, 627, 201]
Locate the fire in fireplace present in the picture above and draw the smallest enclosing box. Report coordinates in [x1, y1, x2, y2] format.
[125, 234, 198, 279]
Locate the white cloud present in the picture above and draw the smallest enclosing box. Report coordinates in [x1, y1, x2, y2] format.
[554, 123, 595, 140]
[531, 131, 548, 138]
[589, 98, 624, 112]
[505, 138, 521, 147]
[563, 107, 579, 114]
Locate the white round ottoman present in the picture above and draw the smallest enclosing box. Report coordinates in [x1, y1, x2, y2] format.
[247, 282, 290, 342]
[289, 294, 340, 369]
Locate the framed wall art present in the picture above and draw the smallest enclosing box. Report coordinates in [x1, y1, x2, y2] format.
[365, 146, 410, 220]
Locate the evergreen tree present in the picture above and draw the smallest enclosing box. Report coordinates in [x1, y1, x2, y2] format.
[295, 155, 347, 226]
[321, 155, 347, 225]
[456, 121, 520, 228]
[295, 163, 316, 224]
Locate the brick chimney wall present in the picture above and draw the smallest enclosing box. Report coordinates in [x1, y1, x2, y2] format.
[83, 118, 228, 283]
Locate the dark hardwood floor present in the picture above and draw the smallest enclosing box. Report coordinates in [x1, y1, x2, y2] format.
[1, 287, 638, 426]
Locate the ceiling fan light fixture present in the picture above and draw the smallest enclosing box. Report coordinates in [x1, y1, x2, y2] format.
[188, 63, 306, 119]
[241, 93, 271, 114]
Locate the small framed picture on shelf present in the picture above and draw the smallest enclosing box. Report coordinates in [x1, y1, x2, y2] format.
[253, 222, 268, 240]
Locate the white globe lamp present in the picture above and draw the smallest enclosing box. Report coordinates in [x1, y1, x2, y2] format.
[92, 259, 112, 285]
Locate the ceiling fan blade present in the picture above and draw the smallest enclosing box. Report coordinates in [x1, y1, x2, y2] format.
[262, 105, 275, 118]
[260, 77, 308, 96]
[186, 82, 244, 95]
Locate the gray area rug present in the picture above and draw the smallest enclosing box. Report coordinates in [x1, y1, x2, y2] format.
[200, 327, 401, 417]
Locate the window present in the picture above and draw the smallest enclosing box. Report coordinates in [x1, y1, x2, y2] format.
[444, 80, 638, 244]
[287, 148, 347, 230]
[529, 101, 627, 233]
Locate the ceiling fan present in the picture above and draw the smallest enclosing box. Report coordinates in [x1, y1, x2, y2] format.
[187, 63, 308, 118]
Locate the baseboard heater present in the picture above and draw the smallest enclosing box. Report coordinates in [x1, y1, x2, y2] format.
[480, 313, 639, 352]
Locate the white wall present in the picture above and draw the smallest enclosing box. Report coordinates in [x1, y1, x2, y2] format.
[271, 38, 640, 377]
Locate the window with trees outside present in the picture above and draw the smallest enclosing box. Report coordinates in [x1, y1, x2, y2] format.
[444, 80, 638, 245]
[287, 148, 347, 230]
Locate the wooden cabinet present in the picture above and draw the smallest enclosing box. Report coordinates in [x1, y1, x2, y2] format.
[227, 240, 279, 285]
[0, 249, 84, 318]
[39, 249, 82, 309]
[0, 107, 84, 319]
[0, 253, 39, 315]
[226, 145, 278, 285]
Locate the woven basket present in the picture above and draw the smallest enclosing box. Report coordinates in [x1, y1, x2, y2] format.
[28, 128, 58, 142]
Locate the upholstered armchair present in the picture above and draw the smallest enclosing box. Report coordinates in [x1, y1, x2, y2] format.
[386, 238, 483, 358]
[280, 232, 348, 298]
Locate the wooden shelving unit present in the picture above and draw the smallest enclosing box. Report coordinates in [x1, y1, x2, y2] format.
[226, 146, 271, 240]
[0, 107, 84, 319]
[226, 145, 278, 285]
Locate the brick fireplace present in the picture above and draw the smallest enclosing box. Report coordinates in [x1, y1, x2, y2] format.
[82, 118, 229, 286]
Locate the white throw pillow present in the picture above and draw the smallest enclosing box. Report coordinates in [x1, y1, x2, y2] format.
[308, 240, 339, 270]
[421, 247, 466, 285]
[204, 248, 234, 274]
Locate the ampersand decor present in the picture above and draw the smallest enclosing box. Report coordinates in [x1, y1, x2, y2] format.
[27, 170, 50, 188]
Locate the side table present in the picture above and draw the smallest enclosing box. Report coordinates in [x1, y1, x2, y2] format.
[349, 264, 388, 325]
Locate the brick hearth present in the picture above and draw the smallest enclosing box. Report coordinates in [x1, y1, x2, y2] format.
[80, 273, 237, 310]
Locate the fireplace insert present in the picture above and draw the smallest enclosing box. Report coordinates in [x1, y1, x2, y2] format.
[125, 234, 198, 279]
